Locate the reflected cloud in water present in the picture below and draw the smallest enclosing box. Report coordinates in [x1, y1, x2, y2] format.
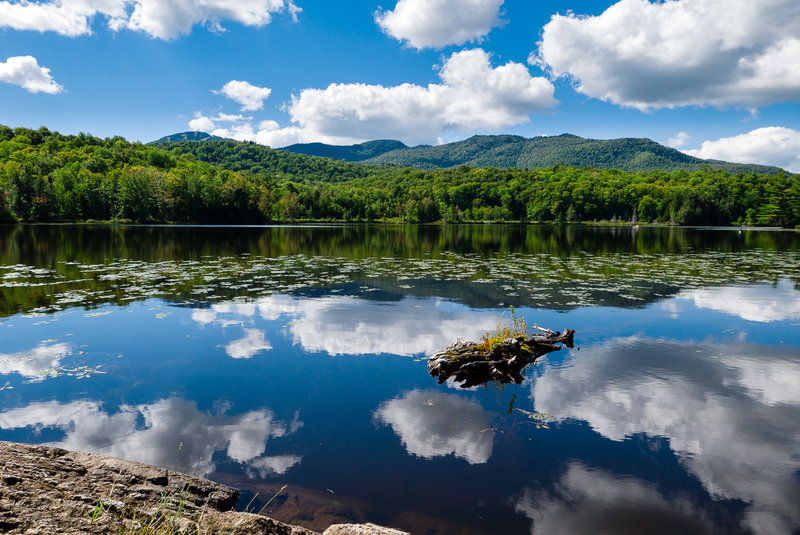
[678, 279, 800, 322]
[225, 329, 272, 359]
[194, 294, 500, 357]
[374, 389, 494, 465]
[532, 338, 800, 534]
[515, 463, 713, 535]
[0, 398, 302, 478]
[0, 342, 71, 380]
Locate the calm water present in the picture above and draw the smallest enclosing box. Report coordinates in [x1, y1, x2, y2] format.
[1, 224, 799, 535]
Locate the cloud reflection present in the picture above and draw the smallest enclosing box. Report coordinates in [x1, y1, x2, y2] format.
[225, 328, 272, 359]
[680, 280, 800, 322]
[515, 463, 712, 535]
[194, 294, 500, 356]
[0, 342, 71, 380]
[532, 338, 800, 534]
[0, 398, 302, 478]
[374, 389, 494, 464]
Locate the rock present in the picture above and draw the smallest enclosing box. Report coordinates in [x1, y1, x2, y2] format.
[0, 441, 403, 535]
[323, 523, 410, 535]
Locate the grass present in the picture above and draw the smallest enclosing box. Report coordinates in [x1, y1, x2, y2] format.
[86, 482, 288, 535]
[480, 306, 529, 353]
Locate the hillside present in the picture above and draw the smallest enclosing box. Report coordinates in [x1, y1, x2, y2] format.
[275, 133, 783, 175]
[282, 139, 411, 161]
[151, 131, 226, 143]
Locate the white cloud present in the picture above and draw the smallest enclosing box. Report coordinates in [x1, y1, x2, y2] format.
[375, 0, 504, 50]
[191, 49, 556, 147]
[188, 112, 257, 139]
[666, 131, 690, 148]
[683, 127, 800, 172]
[188, 113, 216, 132]
[374, 389, 494, 464]
[531, 337, 800, 534]
[535, 0, 800, 110]
[225, 328, 272, 359]
[258, 119, 280, 131]
[0, 397, 302, 477]
[0, 342, 71, 380]
[0, 0, 299, 40]
[0, 55, 63, 94]
[215, 80, 272, 111]
[0, 0, 126, 36]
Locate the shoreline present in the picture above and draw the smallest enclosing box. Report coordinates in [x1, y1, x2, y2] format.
[0, 441, 406, 535]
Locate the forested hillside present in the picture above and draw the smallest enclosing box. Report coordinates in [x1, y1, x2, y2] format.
[281, 139, 411, 162]
[151, 131, 225, 143]
[2, 125, 799, 227]
[362, 134, 785, 174]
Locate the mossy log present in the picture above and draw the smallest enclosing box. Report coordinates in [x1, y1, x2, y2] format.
[428, 328, 575, 388]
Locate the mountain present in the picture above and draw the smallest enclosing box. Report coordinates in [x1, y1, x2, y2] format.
[151, 131, 225, 143]
[278, 133, 784, 175]
[280, 139, 412, 161]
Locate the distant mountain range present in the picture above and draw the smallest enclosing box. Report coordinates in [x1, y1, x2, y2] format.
[153, 131, 785, 174]
[152, 131, 225, 143]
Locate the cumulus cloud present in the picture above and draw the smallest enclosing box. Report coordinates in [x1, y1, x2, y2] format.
[374, 389, 494, 464]
[0, 0, 299, 40]
[532, 337, 800, 534]
[535, 0, 800, 110]
[666, 131, 690, 148]
[683, 127, 800, 172]
[188, 113, 216, 132]
[188, 112, 257, 139]
[0, 55, 63, 94]
[190, 49, 556, 147]
[0, 0, 126, 36]
[375, 0, 504, 49]
[0, 397, 302, 477]
[215, 80, 272, 111]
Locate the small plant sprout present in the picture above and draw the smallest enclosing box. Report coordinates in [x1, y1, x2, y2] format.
[481, 306, 529, 352]
[87, 501, 104, 523]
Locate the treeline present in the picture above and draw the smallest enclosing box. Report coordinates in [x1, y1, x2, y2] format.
[2, 125, 799, 227]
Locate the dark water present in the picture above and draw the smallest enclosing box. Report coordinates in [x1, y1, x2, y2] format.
[1, 224, 799, 534]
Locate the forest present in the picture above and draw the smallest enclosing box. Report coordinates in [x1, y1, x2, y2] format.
[1, 125, 799, 227]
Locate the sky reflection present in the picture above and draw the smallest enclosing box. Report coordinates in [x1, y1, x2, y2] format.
[0, 398, 302, 478]
[532, 338, 800, 534]
[1, 225, 799, 534]
[374, 389, 495, 465]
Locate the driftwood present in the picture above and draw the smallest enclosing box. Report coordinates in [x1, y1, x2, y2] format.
[428, 328, 575, 388]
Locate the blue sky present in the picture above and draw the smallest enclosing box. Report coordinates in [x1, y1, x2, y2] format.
[1, 0, 799, 170]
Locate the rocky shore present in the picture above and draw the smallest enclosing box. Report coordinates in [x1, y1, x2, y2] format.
[0, 441, 407, 535]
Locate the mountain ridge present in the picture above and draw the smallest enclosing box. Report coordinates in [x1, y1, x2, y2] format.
[152, 131, 226, 143]
[152, 131, 786, 175]
[277, 133, 782, 175]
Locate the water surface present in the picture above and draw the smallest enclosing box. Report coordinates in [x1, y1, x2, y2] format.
[1, 224, 799, 534]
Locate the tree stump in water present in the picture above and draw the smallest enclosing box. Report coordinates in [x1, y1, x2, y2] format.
[428, 328, 575, 388]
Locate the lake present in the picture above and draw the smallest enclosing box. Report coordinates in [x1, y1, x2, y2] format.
[1, 224, 799, 535]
